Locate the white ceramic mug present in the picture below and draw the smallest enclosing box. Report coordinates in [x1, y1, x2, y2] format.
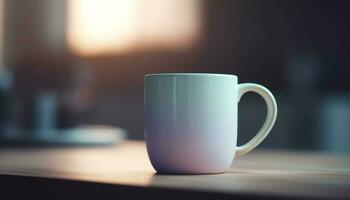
[144, 73, 277, 174]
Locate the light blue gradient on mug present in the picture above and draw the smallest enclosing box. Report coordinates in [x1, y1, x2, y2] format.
[145, 74, 238, 174]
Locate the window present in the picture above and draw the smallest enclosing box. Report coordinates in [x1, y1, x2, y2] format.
[67, 0, 201, 56]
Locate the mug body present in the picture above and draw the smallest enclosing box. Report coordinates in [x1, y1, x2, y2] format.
[144, 73, 238, 174]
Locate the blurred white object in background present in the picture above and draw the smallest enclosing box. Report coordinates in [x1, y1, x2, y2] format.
[3, 125, 126, 146]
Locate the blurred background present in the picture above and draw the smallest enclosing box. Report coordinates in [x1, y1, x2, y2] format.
[0, 0, 349, 152]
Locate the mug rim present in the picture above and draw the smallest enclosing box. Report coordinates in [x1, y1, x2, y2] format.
[145, 73, 237, 78]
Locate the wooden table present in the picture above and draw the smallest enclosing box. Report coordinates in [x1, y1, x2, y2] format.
[0, 141, 349, 200]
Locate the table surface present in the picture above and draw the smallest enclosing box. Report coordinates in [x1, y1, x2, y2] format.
[0, 141, 350, 199]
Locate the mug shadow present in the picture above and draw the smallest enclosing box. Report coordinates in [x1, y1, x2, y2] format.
[154, 171, 226, 176]
[149, 171, 228, 185]
[148, 170, 232, 192]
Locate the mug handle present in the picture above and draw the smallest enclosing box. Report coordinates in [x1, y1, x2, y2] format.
[235, 83, 278, 157]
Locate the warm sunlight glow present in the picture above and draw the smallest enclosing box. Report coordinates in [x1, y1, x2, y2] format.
[67, 0, 201, 56]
